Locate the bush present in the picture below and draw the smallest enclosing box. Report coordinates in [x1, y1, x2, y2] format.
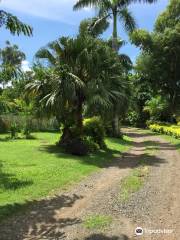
[10, 123, 19, 139]
[144, 96, 169, 121]
[125, 111, 139, 126]
[83, 137, 99, 153]
[0, 114, 59, 132]
[149, 124, 180, 139]
[0, 117, 9, 133]
[83, 117, 106, 149]
[65, 138, 89, 156]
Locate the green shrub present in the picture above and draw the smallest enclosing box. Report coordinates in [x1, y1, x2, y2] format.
[65, 138, 89, 156]
[0, 114, 59, 132]
[144, 96, 169, 121]
[83, 117, 106, 149]
[10, 123, 19, 139]
[83, 137, 99, 153]
[22, 124, 35, 139]
[149, 124, 180, 139]
[126, 111, 139, 126]
[0, 117, 9, 133]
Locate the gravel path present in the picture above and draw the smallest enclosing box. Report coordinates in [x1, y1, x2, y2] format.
[0, 128, 179, 240]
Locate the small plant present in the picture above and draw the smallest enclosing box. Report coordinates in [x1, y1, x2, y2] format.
[84, 215, 112, 230]
[10, 123, 18, 139]
[84, 117, 106, 149]
[22, 124, 35, 139]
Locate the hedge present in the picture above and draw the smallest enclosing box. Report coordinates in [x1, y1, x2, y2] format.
[149, 124, 180, 139]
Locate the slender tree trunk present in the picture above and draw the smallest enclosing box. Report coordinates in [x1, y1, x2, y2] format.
[111, 10, 121, 137]
[76, 99, 83, 137]
[112, 11, 118, 52]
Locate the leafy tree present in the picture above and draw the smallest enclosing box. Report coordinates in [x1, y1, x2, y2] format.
[74, 0, 157, 136]
[0, 41, 25, 87]
[131, 0, 180, 119]
[125, 73, 153, 127]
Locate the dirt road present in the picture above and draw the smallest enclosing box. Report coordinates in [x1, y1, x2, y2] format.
[0, 128, 179, 240]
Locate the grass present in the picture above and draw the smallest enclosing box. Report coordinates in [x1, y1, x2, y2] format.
[119, 148, 150, 203]
[160, 135, 180, 152]
[119, 165, 149, 202]
[0, 132, 132, 220]
[119, 169, 144, 202]
[84, 215, 112, 230]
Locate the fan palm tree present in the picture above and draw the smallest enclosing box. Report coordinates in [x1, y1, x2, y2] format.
[74, 0, 157, 136]
[0, 10, 32, 36]
[26, 35, 126, 144]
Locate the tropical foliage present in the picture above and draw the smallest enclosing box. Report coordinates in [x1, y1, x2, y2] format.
[130, 0, 180, 122]
[1, 0, 180, 155]
[149, 124, 180, 139]
[0, 9, 32, 36]
[25, 24, 130, 152]
[73, 0, 157, 136]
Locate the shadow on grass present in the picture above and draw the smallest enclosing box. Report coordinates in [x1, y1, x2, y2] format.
[0, 193, 83, 240]
[40, 140, 167, 170]
[85, 234, 129, 240]
[0, 162, 33, 191]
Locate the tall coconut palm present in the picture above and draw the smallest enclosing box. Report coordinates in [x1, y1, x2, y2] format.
[74, 0, 157, 136]
[0, 10, 32, 36]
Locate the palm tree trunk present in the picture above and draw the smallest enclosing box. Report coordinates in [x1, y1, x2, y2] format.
[76, 99, 83, 137]
[112, 11, 118, 51]
[112, 10, 121, 137]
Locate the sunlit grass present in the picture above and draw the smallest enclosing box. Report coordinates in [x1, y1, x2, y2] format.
[0, 132, 132, 220]
[119, 162, 149, 202]
[84, 215, 112, 230]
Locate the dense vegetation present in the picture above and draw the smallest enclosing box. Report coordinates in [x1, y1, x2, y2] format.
[0, 0, 180, 220]
[129, 0, 180, 126]
[1, 0, 179, 147]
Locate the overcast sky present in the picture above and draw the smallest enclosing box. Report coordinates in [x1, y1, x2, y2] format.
[0, 0, 169, 69]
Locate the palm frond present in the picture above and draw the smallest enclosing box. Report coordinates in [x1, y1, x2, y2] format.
[118, 8, 137, 33]
[36, 48, 56, 65]
[127, 0, 157, 3]
[68, 73, 85, 90]
[0, 10, 32, 36]
[73, 0, 101, 10]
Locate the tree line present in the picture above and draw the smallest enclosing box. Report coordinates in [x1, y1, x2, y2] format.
[0, 0, 179, 154]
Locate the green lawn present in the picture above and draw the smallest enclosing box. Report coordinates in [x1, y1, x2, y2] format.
[0, 132, 132, 220]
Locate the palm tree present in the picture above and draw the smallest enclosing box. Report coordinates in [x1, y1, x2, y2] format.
[26, 35, 126, 145]
[74, 0, 157, 136]
[0, 10, 32, 36]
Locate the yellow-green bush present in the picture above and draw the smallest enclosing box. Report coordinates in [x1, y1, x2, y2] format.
[149, 124, 180, 139]
[83, 117, 106, 149]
